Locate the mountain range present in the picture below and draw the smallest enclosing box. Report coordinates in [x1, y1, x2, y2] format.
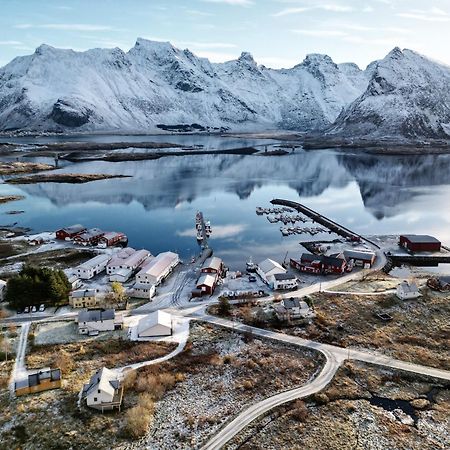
[0, 39, 449, 139]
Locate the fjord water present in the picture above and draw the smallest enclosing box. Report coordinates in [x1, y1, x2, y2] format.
[1, 142, 450, 270]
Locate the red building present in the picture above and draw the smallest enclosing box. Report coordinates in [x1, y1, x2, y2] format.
[56, 224, 86, 241]
[74, 228, 105, 246]
[201, 257, 223, 275]
[290, 253, 346, 275]
[399, 235, 441, 253]
[97, 232, 126, 248]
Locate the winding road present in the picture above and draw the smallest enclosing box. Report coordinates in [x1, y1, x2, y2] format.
[189, 312, 450, 450]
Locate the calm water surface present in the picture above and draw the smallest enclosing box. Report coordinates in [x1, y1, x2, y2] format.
[1, 137, 450, 271]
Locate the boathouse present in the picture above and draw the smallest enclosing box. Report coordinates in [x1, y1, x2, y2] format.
[343, 249, 376, 268]
[98, 231, 126, 248]
[201, 257, 223, 275]
[56, 224, 86, 240]
[74, 228, 105, 246]
[399, 235, 441, 253]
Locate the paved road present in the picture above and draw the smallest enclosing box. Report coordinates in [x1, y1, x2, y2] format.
[201, 347, 341, 450]
[196, 313, 450, 450]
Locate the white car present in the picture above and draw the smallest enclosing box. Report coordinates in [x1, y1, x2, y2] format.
[31, 306, 37, 313]
[39, 304, 45, 312]
[24, 306, 30, 313]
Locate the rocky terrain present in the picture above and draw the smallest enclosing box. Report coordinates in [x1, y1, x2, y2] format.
[1, 40, 449, 141]
[229, 361, 450, 450]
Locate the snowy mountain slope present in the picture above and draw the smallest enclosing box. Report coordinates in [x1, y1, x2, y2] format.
[0, 38, 367, 132]
[328, 48, 450, 139]
[0, 41, 448, 138]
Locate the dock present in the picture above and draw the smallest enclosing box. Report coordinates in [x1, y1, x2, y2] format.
[271, 199, 365, 243]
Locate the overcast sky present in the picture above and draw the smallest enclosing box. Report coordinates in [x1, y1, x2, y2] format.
[1, 0, 449, 69]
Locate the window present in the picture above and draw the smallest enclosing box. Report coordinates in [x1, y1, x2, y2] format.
[98, 389, 101, 393]
[94, 397, 97, 402]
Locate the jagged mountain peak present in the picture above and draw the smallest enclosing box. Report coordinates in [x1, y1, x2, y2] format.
[0, 41, 449, 139]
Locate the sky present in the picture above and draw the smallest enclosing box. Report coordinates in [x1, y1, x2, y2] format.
[1, 0, 449, 69]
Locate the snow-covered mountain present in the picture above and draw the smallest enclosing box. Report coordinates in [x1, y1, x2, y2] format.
[328, 48, 450, 139]
[0, 40, 449, 139]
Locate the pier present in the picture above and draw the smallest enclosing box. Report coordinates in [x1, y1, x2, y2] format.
[271, 198, 369, 244]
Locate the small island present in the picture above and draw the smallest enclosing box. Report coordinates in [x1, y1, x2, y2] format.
[0, 161, 55, 175]
[6, 173, 132, 184]
[0, 195, 25, 204]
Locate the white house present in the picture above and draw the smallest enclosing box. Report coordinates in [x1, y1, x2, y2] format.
[396, 281, 420, 300]
[137, 310, 172, 338]
[106, 248, 151, 275]
[136, 252, 179, 286]
[256, 258, 286, 285]
[0, 279, 6, 301]
[269, 273, 297, 290]
[75, 254, 111, 280]
[82, 367, 123, 412]
[129, 282, 156, 299]
[109, 268, 133, 283]
[273, 298, 314, 321]
[77, 309, 122, 335]
[66, 274, 83, 290]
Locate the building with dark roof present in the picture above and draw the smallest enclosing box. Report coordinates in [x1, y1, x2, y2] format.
[56, 224, 86, 240]
[77, 308, 122, 335]
[15, 368, 62, 397]
[399, 235, 441, 252]
[291, 253, 346, 275]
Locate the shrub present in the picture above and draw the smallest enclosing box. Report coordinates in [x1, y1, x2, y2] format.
[218, 297, 231, 316]
[313, 393, 329, 405]
[124, 405, 153, 439]
[53, 350, 73, 375]
[290, 400, 308, 422]
[137, 393, 155, 411]
[123, 370, 137, 390]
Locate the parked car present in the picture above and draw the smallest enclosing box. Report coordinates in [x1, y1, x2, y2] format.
[24, 306, 29, 313]
[248, 276, 257, 282]
[31, 305, 37, 313]
[39, 304, 45, 312]
[16, 309, 22, 315]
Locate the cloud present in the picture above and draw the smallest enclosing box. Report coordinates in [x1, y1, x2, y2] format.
[0, 40, 23, 45]
[291, 29, 348, 37]
[201, 0, 253, 5]
[177, 224, 248, 239]
[274, 4, 354, 17]
[397, 7, 450, 22]
[182, 41, 237, 49]
[14, 23, 115, 31]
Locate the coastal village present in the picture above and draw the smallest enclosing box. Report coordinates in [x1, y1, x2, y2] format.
[0, 197, 449, 449]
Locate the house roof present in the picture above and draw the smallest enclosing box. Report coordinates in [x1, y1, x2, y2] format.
[100, 231, 124, 241]
[344, 249, 376, 261]
[438, 276, 450, 286]
[398, 280, 418, 293]
[77, 254, 110, 270]
[71, 289, 96, 298]
[282, 298, 308, 309]
[83, 367, 120, 398]
[75, 228, 104, 241]
[401, 234, 441, 244]
[138, 310, 172, 334]
[258, 258, 286, 275]
[108, 249, 150, 269]
[197, 273, 217, 288]
[59, 224, 85, 234]
[0, 280, 6, 288]
[110, 268, 133, 277]
[202, 256, 222, 271]
[78, 308, 115, 323]
[137, 252, 179, 279]
[273, 273, 296, 281]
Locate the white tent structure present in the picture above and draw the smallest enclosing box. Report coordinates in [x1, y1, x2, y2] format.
[137, 310, 172, 338]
